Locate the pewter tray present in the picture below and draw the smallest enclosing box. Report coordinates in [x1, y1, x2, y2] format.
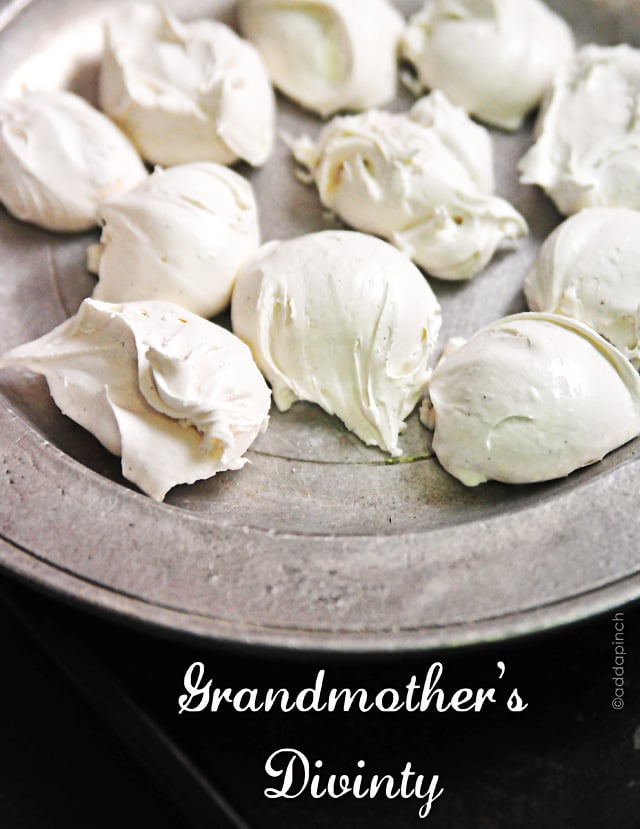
[1, 0, 639, 651]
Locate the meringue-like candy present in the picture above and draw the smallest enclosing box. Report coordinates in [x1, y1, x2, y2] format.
[525, 208, 640, 368]
[401, 0, 574, 131]
[0, 89, 146, 232]
[99, 3, 275, 167]
[519, 46, 640, 216]
[231, 231, 442, 455]
[292, 92, 527, 281]
[0, 299, 271, 501]
[88, 163, 260, 318]
[237, 0, 404, 117]
[425, 313, 640, 487]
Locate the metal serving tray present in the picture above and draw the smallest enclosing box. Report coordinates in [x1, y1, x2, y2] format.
[1, 0, 639, 651]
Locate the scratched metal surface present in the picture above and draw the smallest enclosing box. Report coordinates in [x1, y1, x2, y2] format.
[1, 0, 639, 651]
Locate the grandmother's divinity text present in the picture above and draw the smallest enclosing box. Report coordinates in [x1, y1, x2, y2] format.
[178, 660, 528, 820]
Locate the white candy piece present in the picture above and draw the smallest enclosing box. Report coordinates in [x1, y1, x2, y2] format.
[0, 299, 271, 501]
[99, 3, 275, 167]
[292, 93, 527, 281]
[237, 0, 404, 117]
[0, 89, 146, 232]
[519, 45, 640, 216]
[231, 231, 442, 455]
[525, 208, 640, 368]
[88, 163, 260, 318]
[426, 313, 640, 487]
[401, 0, 574, 131]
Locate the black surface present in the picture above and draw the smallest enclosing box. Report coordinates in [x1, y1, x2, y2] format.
[0, 571, 639, 828]
[0, 583, 186, 828]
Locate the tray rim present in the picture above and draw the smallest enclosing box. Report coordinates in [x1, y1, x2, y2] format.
[3, 397, 640, 652]
[2, 509, 640, 654]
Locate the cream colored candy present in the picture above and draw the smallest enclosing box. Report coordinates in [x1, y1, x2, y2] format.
[99, 2, 275, 167]
[425, 313, 640, 487]
[525, 208, 640, 368]
[292, 92, 527, 281]
[0, 89, 146, 232]
[88, 163, 260, 318]
[237, 0, 404, 117]
[0, 299, 271, 501]
[519, 45, 640, 215]
[231, 231, 442, 455]
[401, 0, 574, 131]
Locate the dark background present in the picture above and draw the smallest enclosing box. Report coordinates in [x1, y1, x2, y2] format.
[0, 570, 638, 828]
